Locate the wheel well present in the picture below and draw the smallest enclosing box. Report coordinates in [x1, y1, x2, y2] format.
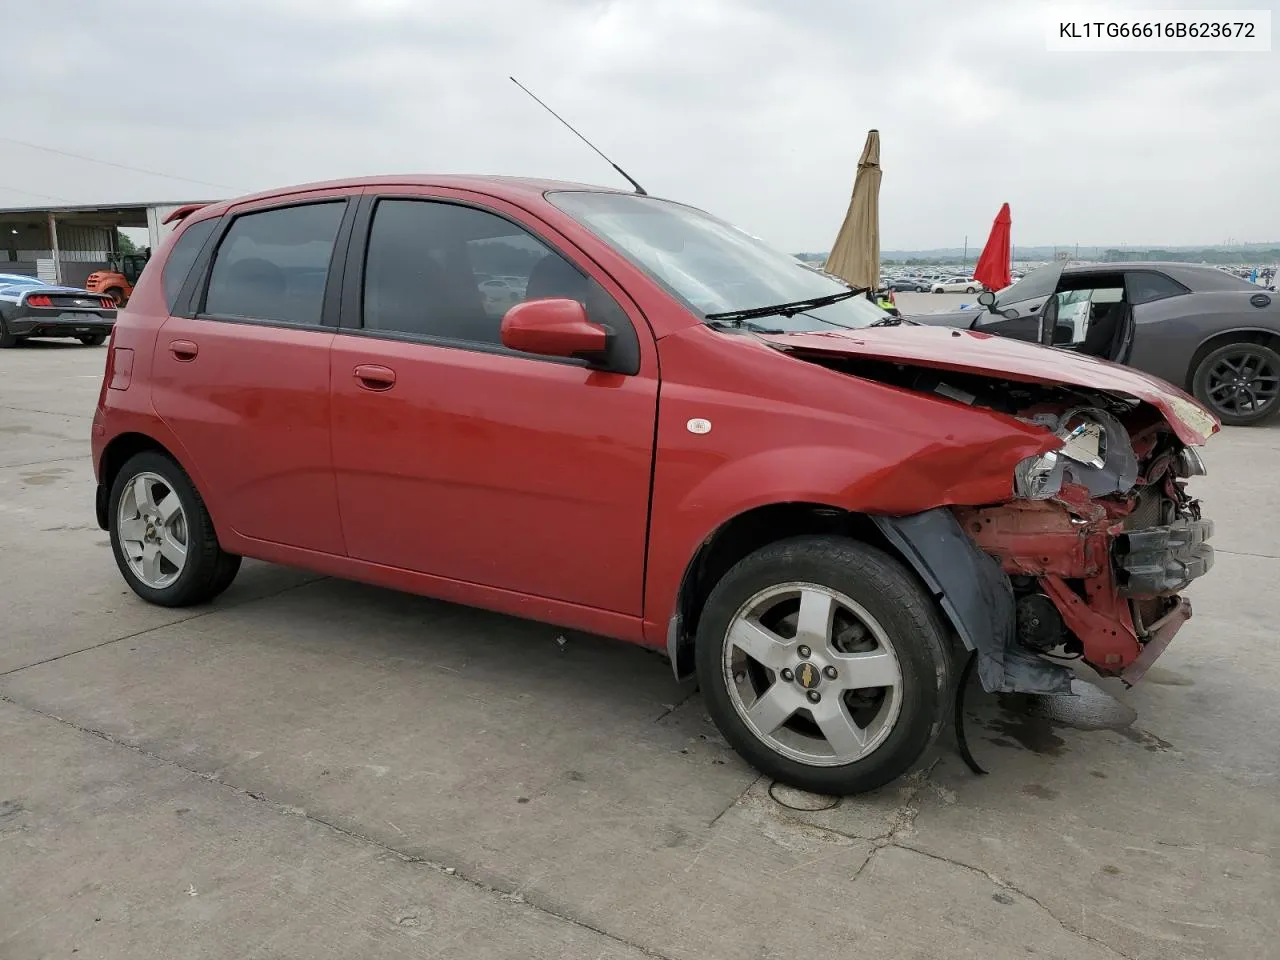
[669, 503, 892, 678]
[1185, 329, 1280, 391]
[95, 433, 174, 528]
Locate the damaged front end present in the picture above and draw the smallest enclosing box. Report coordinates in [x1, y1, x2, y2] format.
[760, 326, 1218, 695]
[952, 404, 1213, 691]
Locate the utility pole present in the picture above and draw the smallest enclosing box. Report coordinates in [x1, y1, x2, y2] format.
[963, 235, 968, 269]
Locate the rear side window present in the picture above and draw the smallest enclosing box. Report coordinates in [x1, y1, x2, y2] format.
[1126, 271, 1188, 305]
[162, 218, 217, 311]
[204, 202, 344, 325]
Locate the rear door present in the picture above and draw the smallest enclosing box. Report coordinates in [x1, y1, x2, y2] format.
[151, 190, 356, 554]
[328, 188, 659, 614]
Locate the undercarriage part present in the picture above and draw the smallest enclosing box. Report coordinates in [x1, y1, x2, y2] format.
[873, 510, 1072, 696]
[1040, 571, 1141, 672]
[1015, 593, 1065, 652]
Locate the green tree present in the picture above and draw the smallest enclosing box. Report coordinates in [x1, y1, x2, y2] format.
[115, 231, 138, 255]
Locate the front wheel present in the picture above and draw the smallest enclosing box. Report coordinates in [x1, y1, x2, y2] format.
[1192, 341, 1280, 426]
[79, 333, 106, 346]
[108, 451, 241, 606]
[965, 286, 977, 294]
[696, 536, 952, 796]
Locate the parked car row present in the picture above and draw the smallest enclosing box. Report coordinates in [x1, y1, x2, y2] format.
[88, 174, 1217, 796]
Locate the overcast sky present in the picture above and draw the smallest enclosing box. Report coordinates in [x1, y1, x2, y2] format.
[3, 0, 1277, 250]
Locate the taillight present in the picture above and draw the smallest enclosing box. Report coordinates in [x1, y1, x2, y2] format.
[26, 294, 52, 307]
[100, 297, 115, 309]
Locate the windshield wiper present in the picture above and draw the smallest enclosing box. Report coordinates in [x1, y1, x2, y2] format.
[703, 287, 866, 324]
[705, 318, 788, 335]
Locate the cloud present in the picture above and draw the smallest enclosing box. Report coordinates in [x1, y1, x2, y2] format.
[2, 0, 1276, 250]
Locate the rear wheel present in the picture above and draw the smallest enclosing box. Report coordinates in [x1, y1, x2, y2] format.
[696, 536, 951, 795]
[105, 287, 127, 308]
[0, 320, 18, 348]
[1192, 341, 1280, 426]
[78, 333, 106, 346]
[108, 451, 241, 606]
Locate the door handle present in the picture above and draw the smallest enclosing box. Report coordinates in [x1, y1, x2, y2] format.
[169, 339, 198, 361]
[353, 363, 396, 391]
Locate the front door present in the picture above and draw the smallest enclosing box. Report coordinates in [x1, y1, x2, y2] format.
[328, 192, 658, 614]
[151, 195, 353, 554]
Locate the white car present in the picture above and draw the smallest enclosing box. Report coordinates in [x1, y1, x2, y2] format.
[931, 277, 983, 294]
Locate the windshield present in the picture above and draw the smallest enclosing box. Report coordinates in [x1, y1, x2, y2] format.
[547, 192, 892, 332]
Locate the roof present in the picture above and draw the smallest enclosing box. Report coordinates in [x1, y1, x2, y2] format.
[182, 175, 627, 221]
[1064, 260, 1263, 292]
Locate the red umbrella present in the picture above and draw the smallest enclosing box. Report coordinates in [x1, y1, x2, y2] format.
[973, 203, 1012, 292]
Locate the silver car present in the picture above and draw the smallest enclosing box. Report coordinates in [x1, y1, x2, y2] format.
[911, 261, 1280, 425]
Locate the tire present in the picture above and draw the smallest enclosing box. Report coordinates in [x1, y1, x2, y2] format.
[965, 286, 977, 294]
[105, 287, 127, 308]
[79, 333, 106, 346]
[0, 320, 18, 348]
[1191, 341, 1280, 426]
[208, 553, 244, 600]
[932, 288, 943, 294]
[108, 451, 240, 606]
[695, 535, 952, 796]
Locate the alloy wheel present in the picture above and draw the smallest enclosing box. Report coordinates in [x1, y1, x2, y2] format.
[1204, 347, 1280, 419]
[117, 472, 189, 589]
[722, 583, 904, 766]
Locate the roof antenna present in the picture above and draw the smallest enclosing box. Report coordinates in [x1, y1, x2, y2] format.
[509, 77, 647, 196]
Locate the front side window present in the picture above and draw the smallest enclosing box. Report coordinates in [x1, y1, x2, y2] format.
[162, 217, 217, 311]
[204, 202, 344, 325]
[361, 199, 638, 369]
[548, 191, 890, 332]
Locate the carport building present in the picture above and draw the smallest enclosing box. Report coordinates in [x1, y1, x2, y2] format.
[0, 200, 213, 288]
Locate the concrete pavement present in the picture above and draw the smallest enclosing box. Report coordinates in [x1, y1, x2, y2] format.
[1, 339, 1276, 960]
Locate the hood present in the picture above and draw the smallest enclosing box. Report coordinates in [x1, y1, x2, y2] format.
[758, 326, 1218, 445]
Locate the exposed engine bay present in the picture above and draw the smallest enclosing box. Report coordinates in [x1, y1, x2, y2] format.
[816, 354, 1215, 694]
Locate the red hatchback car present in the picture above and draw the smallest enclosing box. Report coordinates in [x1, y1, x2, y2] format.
[92, 176, 1217, 794]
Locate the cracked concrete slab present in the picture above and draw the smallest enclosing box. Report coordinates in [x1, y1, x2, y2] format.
[0, 451, 317, 674]
[0, 700, 653, 960]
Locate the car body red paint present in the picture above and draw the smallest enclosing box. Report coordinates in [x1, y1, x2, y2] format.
[90, 174, 1216, 718]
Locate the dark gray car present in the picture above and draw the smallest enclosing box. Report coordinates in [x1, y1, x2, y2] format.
[909, 261, 1280, 425]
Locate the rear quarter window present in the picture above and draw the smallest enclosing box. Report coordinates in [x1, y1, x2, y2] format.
[161, 218, 218, 311]
[1126, 271, 1189, 305]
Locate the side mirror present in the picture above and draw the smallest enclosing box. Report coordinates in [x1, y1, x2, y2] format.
[501, 298, 609, 363]
[976, 290, 996, 307]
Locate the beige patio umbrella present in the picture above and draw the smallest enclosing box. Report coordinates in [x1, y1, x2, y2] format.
[824, 129, 881, 290]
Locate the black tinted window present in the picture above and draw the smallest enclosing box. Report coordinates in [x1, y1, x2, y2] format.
[1126, 271, 1188, 304]
[162, 217, 217, 311]
[362, 199, 639, 370]
[204, 203, 344, 325]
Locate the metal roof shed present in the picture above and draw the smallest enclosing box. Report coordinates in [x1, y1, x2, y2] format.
[0, 199, 214, 287]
